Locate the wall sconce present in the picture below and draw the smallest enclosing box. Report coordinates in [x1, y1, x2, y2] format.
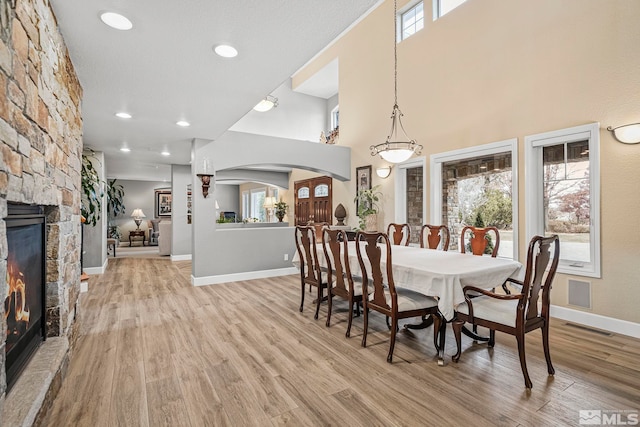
[196, 157, 214, 198]
[376, 166, 392, 179]
[607, 123, 640, 144]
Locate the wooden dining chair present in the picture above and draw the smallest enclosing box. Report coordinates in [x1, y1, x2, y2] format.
[356, 231, 443, 363]
[294, 225, 329, 320]
[309, 221, 330, 242]
[452, 235, 560, 388]
[322, 229, 365, 337]
[460, 225, 500, 257]
[420, 224, 450, 250]
[387, 223, 410, 246]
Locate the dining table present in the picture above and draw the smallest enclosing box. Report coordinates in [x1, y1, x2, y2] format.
[293, 241, 523, 364]
[292, 241, 523, 322]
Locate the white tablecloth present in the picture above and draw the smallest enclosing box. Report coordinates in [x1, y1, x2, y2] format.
[292, 242, 522, 321]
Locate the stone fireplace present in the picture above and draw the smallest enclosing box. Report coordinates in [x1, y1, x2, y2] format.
[0, 0, 83, 422]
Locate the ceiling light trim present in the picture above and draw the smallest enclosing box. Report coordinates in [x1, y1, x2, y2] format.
[100, 12, 133, 30]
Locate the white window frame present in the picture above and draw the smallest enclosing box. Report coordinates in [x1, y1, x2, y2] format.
[433, 0, 468, 20]
[525, 122, 601, 278]
[430, 138, 519, 260]
[250, 187, 267, 221]
[242, 190, 250, 220]
[330, 105, 339, 130]
[399, 0, 424, 42]
[394, 157, 427, 224]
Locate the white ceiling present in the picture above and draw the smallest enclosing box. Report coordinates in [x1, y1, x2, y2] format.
[50, 0, 380, 181]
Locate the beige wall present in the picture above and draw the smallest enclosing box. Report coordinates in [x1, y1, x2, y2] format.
[292, 0, 640, 324]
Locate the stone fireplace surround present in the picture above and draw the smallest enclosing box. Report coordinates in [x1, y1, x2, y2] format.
[1, 0, 83, 424]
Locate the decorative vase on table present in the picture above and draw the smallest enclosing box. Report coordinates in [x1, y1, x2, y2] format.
[276, 211, 285, 222]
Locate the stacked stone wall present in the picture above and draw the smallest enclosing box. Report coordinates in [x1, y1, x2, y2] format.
[0, 0, 82, 411]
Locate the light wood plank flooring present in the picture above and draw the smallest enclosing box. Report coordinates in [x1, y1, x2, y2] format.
[42, 257, 640, 426]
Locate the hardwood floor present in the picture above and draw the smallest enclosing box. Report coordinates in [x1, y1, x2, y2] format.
[42, 257, 640, 426]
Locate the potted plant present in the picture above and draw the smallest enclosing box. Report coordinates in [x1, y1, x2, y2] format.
[274, 200, 288, 222]
[106, 179, 125, 240]
[81, 152, 103, 226]
[354, 185, 382, 231]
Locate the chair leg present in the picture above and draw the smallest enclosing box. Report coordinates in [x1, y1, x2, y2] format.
[432, 314, 441, 352]
[346, 299, 354, 338]
[326, 291, 333, 327]
[387, 316, 398, 363]
[452, 319, 464, 362]
[299, 281, 305, 312]
[488, 329, 496, 348]
[361, 305, 369, 348]
[355, 301, 361, 317]
[314, 284, 323, 320]
[542, 320, 555, 375]
[386, 316, 391, 330]
[516, 334, 533, 389]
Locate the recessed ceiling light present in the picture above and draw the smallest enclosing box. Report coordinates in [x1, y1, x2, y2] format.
[115, 112, 132, 119]
[176, 121, 190, 127]
[214, 44, 238, 58]
[161, 151, 171, 156]
[100, 12, 133, 30]
[120, 147, 131, 152]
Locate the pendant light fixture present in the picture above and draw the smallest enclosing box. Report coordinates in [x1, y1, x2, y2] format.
[370, 0, 422, 164]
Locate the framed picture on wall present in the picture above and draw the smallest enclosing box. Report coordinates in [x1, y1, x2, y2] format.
[155, 189, 172, 218]
[355, 165, 372, 214]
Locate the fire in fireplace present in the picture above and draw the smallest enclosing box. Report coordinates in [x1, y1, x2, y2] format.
[4, 204, 46, 391]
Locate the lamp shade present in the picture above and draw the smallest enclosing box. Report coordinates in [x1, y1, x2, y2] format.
[379, 147, 415, 163]
[263, 196, 276, 209]
[131, 208, 145, 218]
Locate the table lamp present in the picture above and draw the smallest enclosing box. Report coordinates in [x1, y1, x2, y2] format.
[131, 208, 146, 230]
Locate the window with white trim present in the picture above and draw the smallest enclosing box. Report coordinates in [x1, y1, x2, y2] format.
[400, 1, 424, 41]
[433, 0, 467, 20]
[250, 188, 266, 222]
[242, 191, 250, 220]
[431, 139, 519, 260]
[525, 123, 600, 278]
[331, 105, 339, 130]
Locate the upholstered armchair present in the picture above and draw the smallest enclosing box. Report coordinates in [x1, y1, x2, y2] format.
[148, 219, 161, 246]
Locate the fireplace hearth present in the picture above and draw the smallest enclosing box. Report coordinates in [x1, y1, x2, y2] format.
[4, 204, 46, 391]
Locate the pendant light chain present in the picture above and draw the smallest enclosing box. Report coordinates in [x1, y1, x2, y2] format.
[369, 0, 423, 163]
[394, 0, 398, 107]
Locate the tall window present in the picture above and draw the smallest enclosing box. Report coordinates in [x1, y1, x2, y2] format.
[242, 191, 250, 220]
[400, 1, 424, 41]
[394, 158, 426, 245]
[331, 106, 339, 130]
[525, 123, 600, 277]
[434, 0, 467, 20]
[431, 139, 518, 259]
[250, 188, 266, 222]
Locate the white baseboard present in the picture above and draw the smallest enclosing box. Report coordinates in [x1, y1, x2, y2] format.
[192, 267, 298, 286]
[171, 254, 192, 261]
[84, 258, 108, 275]
[550, 304, 640, 339]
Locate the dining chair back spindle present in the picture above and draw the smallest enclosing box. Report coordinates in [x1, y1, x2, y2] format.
[460, 226, 500, 257]
[387, 223, 411, 246]
[420, 224, 450, 250]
